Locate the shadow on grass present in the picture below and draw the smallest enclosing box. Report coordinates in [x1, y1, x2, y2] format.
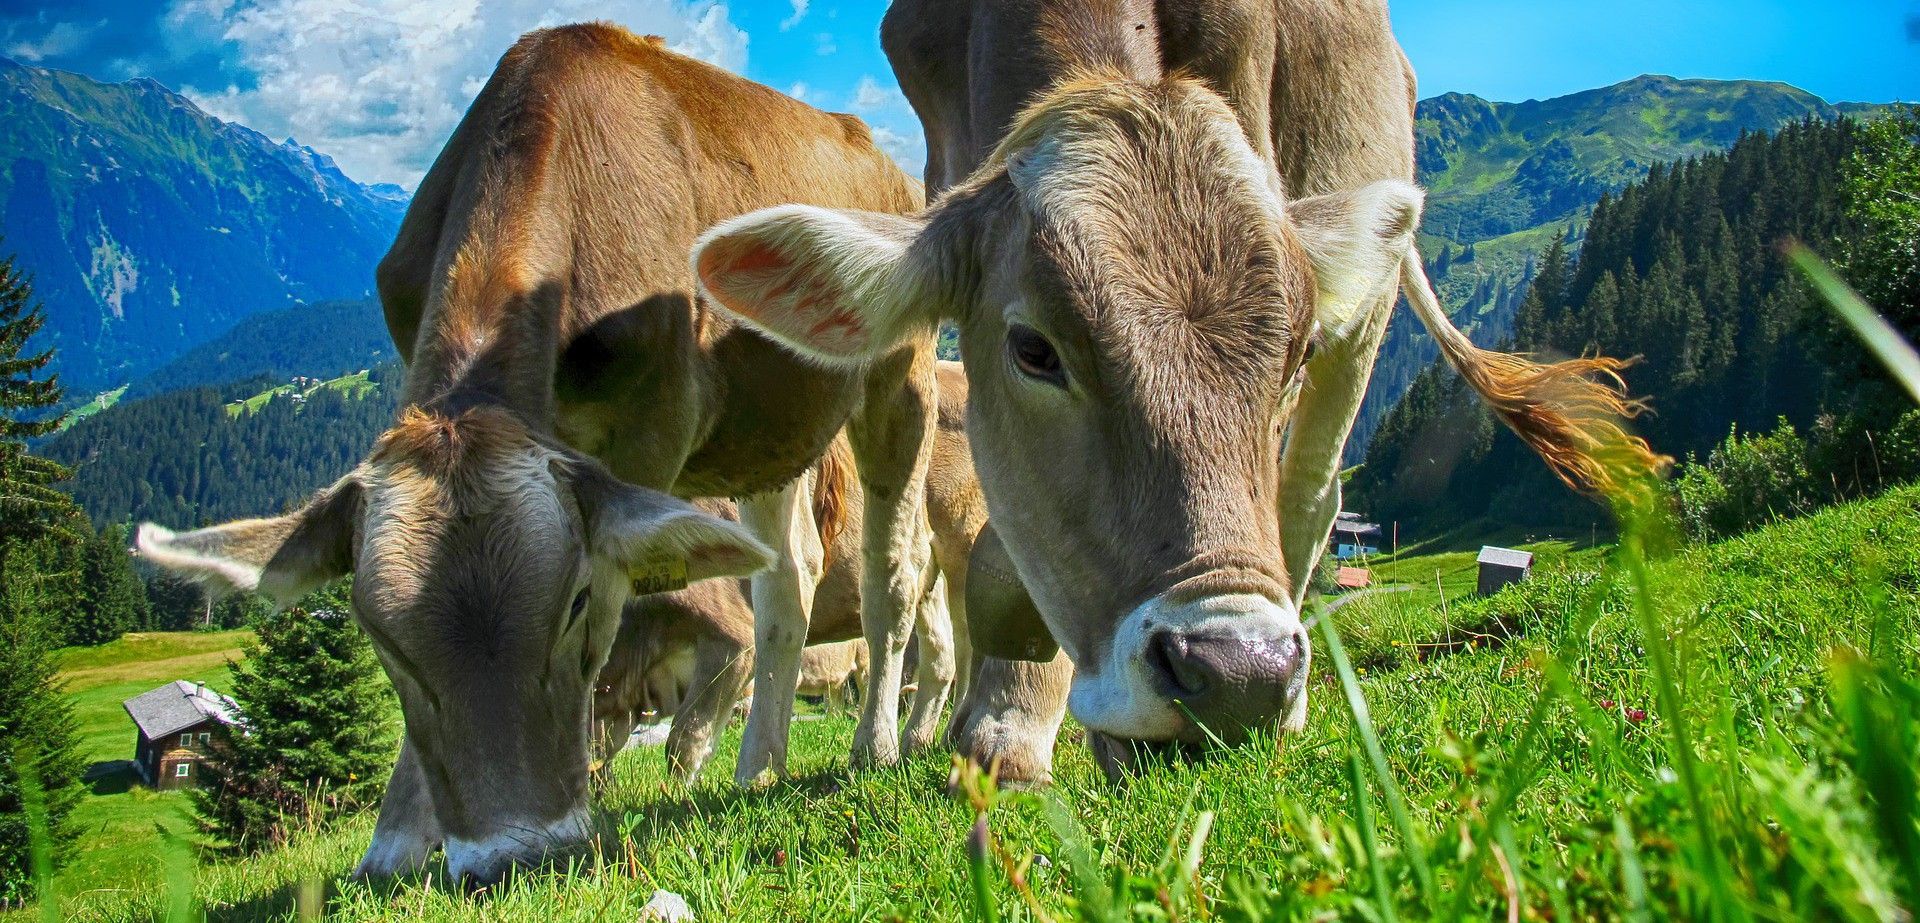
[84, 760, 139, 795]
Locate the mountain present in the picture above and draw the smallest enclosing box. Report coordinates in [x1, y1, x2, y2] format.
[127, 298, 395, 400]
[1348, 75, 1891, 462]
[0, 57, 407, 397]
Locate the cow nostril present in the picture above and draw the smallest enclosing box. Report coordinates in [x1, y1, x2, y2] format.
[1147, 630, 1211, 699]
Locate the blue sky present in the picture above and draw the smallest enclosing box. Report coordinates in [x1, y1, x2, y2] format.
[1, 0, 1914, 188]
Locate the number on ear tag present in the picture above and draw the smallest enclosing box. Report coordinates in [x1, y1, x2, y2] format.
[966, 523, 1059, 662]
[631, 556, 690, 596]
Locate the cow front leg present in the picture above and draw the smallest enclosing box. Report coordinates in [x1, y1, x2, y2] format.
[848, 346, 937, 769]
[902, 569, 955, 754]
[668, 631, 753, 782]
[734, 479, 822, 787]
[353, 740, 441, 878]
[1277, 288, 1395, 731]
[946, 652, 1073, 787]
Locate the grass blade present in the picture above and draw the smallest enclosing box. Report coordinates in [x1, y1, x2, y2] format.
[1346, 747, 1400, 923]
[1788, 244, 1920, 403]
[1316, 607, 1436, 902]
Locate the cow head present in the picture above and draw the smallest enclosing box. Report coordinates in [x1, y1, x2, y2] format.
[692, 77, 1417, 749]
[137, 406, 769, 882]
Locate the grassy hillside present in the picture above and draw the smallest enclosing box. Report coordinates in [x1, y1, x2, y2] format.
[19, 486, 1918, 920]
[44, 631, 251, 903]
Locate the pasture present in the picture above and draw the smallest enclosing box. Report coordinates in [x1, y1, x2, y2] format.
[22, 487, 1919, 921]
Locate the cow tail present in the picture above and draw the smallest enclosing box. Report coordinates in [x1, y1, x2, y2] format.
[1400, 253, 1668, 500]
[811, 438, 856, 572]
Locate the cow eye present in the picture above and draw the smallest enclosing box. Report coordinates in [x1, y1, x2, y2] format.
[1007, 324, 1065, 387]
[569, 588, 591, 623]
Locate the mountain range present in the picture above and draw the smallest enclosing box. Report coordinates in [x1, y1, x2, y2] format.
[0, 57, 406, 397]
[1, 58, 1898, 474]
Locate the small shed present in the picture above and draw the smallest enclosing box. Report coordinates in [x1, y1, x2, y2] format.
[1476, 546, 1534, 597]
[1331, 512, 1382, 559]
[1335, 567, 1372, 591]
[123, 681, 241, 790]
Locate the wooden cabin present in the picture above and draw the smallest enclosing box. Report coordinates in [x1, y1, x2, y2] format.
[123, 681, 240, 790]
[1476, 546, 1535, 597]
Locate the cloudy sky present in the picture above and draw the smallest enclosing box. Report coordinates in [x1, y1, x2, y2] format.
[1, 0, 1915, 189]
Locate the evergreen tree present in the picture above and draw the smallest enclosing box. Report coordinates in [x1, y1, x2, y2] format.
[196, 582, 397, 854]
[67, 525, 150, 646]
[0, 250, 83, 904]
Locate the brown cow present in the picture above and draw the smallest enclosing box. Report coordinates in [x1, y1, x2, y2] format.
[594, 366, 983, 777]
[135, 24, 935, 883]
[692, 0, 1657, 783]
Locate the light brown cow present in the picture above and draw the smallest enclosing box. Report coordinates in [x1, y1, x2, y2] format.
[692, 0, 1657, 783]
[135, 24, 935, 883]
[593, 368, 982, 776]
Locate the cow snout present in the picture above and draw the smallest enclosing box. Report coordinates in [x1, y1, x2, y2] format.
[442, 810, 591, 886]
[1143, 613, 1308, 741]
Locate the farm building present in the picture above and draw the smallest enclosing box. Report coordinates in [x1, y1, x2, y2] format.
[1476, 546, 1535, 596]
[1331, 512, 1382, 559]
[123, 680, 241, 790]
[1335, 567, 1372, 591]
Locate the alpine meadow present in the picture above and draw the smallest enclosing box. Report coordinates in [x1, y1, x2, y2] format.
[1, 2, 1916, 921]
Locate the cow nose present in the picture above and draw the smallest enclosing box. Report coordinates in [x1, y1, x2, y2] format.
[1144, 624, 1307, 740]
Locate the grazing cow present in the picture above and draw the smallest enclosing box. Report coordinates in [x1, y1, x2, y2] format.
[594, 374, 982, 776]
[692, 0, 1657, 783]
[135, 24, 934, 883]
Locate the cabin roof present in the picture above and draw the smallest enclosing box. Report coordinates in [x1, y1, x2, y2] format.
[123, 680, 240, 741]
[1335, 567, 1372, 589]
[1477, 546, 1535, 569]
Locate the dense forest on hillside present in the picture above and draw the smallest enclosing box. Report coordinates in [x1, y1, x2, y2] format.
[129, 299, 395, 399]
[45, 363, 401, 528]
[1353, 113, 1920, 529]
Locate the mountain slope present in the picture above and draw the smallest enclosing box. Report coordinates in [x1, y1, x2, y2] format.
[0, 57, 406, 395]
[127, 298, 395, 400]
[1348, 75, 1888, 461]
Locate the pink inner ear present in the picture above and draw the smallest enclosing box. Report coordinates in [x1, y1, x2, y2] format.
[698, 235, 871, 354]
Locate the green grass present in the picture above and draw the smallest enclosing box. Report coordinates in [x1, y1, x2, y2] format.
[19, 488, 1920, 920]
[54, 385, 127, 433]
[35, 631, 251, 909]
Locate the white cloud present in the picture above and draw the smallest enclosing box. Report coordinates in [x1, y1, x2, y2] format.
[813, 31, 836, 55]
[869, 124, 925, 178]
[787, 81, 810, 101]
[850, 74, 909, 115]
[6, 20, 104, 61]
[175, 0, 748, 188]
[777, 0, 807, 32]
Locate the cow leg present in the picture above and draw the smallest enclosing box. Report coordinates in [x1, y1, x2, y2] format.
[354, 741, 441, 878]
[902, 569, 955, 754]
[667, 630, 753, 782]
[594, 708, 642, 770]
[944, 562, 973, 704]
[1277, 288, 1396, 730]
[847, 347, 938, 769]
[734, 479, 823, 787]
[945, 652, 1073, 787]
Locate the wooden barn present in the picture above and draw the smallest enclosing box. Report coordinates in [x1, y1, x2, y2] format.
[1331, 512, 1382, 559]
[1476, 546, 1535, 597]
[123, 681, 241, 790]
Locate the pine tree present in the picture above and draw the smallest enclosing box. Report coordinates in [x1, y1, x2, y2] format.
[0, 255, 79, 547]
[196, 582, 397, 854]
[67, 525, 149, 646]
[0, 250, 83, 905]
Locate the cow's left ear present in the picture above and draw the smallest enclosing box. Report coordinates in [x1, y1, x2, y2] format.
[692, 205, 937, 365]
[565, 460, 773, 588]
[1290, 180, 1424, 339]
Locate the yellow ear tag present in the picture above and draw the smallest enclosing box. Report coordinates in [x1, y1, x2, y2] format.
[630, 556, 690, 596]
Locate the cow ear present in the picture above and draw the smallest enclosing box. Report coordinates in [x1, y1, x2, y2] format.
[1290, 180, 1423, 339]
[568, 461, 773, 591]
[692, 205, 936, 365]
[137, 475, 363, 606]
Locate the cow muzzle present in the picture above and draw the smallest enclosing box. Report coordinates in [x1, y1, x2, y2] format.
[442, 809, 592, 886]
[1070, 593, 1309, 745]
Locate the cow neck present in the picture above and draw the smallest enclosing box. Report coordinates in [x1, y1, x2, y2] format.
[401, 305, 559, 431]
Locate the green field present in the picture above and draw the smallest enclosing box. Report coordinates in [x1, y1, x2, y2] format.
[224, 371, 376, 418]
[45, 631, 251, 906]
[54, 385, 128, 433]
[18, 488, 1920, 921]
